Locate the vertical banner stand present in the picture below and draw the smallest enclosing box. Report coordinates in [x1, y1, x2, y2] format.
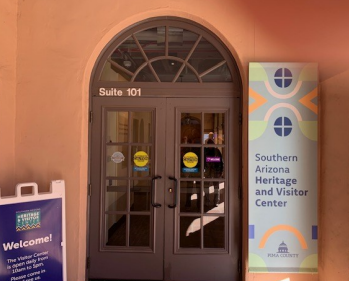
[248, 63, 318, 273]
[0, 180, 67, 281]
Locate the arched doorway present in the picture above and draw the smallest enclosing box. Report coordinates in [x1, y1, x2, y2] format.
[88, 17, 242, 281]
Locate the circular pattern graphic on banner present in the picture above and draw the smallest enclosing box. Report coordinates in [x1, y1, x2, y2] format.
[134, 151, 149, 167]
[111, 152, 125, 163]
[274, 67, 293, 88]
[274, 116, 293, 137]
[183, 152, 198, 168]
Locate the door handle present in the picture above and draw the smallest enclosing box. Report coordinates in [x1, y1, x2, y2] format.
[168, 176, 177, 208]
[151, 176, 162, 208]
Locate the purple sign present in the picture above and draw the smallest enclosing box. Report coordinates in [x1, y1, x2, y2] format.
[0, 200, 63, 281]
[206, 157, 221, 162]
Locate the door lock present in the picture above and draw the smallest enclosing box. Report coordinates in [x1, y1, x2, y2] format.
[168, 177, 177, 208]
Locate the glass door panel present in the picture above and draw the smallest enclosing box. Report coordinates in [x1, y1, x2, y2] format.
[103, 109, 154, 249]
[164, 97, 238, 281]
[105, 180, 128, 212]
[180, 180, 201, 213]
[89, 97, 165, 281]
[107, 111, 129, 143]
[178, 111, 227, 251]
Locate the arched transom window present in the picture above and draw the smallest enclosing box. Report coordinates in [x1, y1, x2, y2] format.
[95, 18, 237, 83]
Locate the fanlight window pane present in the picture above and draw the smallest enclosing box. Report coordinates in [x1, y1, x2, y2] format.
[100, 61, 131, 82]
[201, 63, 232, 82]
[111, 35, 144, 74]
[134, 27, 165, 59]
[176, 66, 199, 82]
[134, 65, 157, 82]
[168, 27, 199, 60]
[151, 60, 182, 82]
[190, 38, 223, 74]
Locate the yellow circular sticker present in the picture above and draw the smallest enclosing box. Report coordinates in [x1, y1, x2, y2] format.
[134, 151, 149, 167]
[183, 152, 198, 168]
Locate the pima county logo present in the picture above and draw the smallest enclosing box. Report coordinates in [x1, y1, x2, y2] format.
[16, 209, 41, 231]
[267, 241, 299, 258]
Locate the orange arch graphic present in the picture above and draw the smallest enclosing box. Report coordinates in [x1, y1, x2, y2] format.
[259, 224, 308, 249]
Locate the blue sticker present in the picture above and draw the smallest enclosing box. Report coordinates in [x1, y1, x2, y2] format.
[182, 168, 198, 173]
[133, 166, 149, 172]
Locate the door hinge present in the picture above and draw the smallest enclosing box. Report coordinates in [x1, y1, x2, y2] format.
[88, 184, 92, 196]
[238, 259, 242, 273]
[89, 111, 93, 123]
[86, 257, 90, 269]
[239, 112, 242, 125]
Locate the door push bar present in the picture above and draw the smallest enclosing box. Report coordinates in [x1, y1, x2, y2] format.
[151, 176, 162, 208]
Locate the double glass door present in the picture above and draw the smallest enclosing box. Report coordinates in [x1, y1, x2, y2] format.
[89, 97, 240, 281]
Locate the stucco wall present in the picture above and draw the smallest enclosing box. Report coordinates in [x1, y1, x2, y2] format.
[319, 69, 349, 281]
[0, 0, 17, 193]
[2, 0, 348, 280]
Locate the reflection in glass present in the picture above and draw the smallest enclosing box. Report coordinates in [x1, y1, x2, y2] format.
[100, 61, 131, 81]
[111, 35, 145, 75]
[181, 113, 201, 144]
[176, 66, 199, 82]
[135, 27, 165, 59]
[201, 63, 232, 82]
[203, 216, 225, 248]
[204, 146, 225, 179]
[203, 113, 225, 144]
[180, 181, 201, 213]
[180, 216, 201, 248]
[190, 37, 223, 72]
[131, 146, 152, 177]
[204, 182, 225, 214]
[134, 65, 157, 82]
[168, 27, 199, 60]
[131, 180, 151, 212]
[107, 111, 129, 143]
[131, 111, 152, 143]
[106, 146, 128, 177]
[151, 60, 182, 82]
[105, 180, 127, 212]
[130, 215, 150, 247]
[106, 214, 127, 246]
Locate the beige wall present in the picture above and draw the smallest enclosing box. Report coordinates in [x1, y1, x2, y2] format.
[1, 0, 348, 280]
[0, 0, 17, 193]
